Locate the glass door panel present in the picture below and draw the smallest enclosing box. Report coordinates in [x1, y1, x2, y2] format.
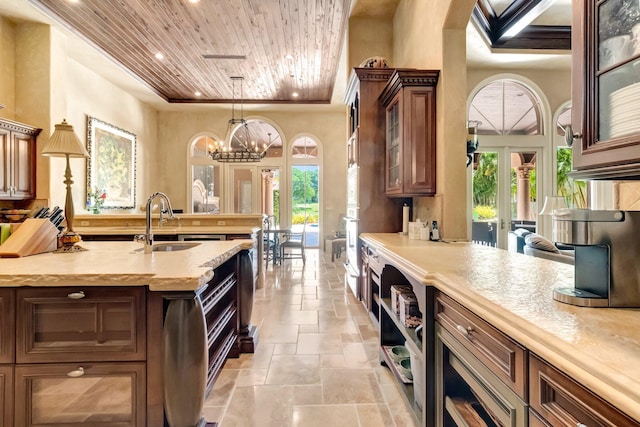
[597, 0, 640, 140]
[228, 166, 255, 214]
[472, 152, 498, 247]
[192, 164, 221, 213]
[291, 165, 319, 247]
[510, 151, 538, 230]
[261, 168, 281, 226]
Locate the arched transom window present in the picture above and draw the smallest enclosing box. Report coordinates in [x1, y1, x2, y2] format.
[291, 136, 318, 158]
[469, 79, 543, 136]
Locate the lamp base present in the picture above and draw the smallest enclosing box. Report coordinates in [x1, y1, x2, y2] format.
[54, 232, 88, 253]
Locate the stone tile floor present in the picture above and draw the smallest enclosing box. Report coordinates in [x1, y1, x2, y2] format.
[202, 249, 419, 427]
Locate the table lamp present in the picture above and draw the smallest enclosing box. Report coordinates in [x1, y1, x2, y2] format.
[41, 119, 89, 252]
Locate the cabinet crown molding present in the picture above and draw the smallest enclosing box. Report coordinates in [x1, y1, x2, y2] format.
[379, 69, 440, 106]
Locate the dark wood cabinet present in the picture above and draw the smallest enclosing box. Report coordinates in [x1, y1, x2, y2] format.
[16, 287, 146, 363]
[571, 0, 640, 179]
[529, 353, 640, 426]
[345, 68, 405, 231]
[0, 290, 14, 365]
[380, 69, 439, 196]
[14, 362, 146, 427]
[435, 291, 528, 400]
[0, 365, 12, 427]
[0, 118, 40, 200]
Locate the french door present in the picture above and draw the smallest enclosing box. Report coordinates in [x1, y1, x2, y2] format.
[471, 147, 541, 249]
[227, 165, 282, 220]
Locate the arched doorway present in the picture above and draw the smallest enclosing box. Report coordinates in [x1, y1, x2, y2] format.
[289, 135, 321, 248]
[468, 78, 546, 248]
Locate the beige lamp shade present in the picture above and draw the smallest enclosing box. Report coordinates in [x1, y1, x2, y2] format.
[539, 196, 568, 215]
[41, 119, 89, 158]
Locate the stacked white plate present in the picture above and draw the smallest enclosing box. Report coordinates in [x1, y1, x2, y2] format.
[609, 82, 640, 138]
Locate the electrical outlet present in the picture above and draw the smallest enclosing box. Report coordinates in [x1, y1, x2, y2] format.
[192, 220, 201, 226]
[217, 220, 226, 225]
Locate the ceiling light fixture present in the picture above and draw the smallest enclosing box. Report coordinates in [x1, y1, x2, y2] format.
[292, 92, 299, 98]
[155, 52, 164, 60]
[209, 77, 273, 162]
[194, 91, 201, 96]
[285, 54, 294, 60]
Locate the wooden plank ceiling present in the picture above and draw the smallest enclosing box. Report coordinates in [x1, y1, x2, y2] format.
[29, 0, 350, 104]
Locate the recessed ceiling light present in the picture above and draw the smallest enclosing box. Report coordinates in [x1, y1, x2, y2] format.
[188, 0, 200, 3]
[285, 54, 294, 60]
[195, 91, 202, 96]
[155, 52, 164, 60]
[292, 92, 299, 97]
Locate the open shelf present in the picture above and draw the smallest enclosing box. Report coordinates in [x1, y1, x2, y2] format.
[380, 297, 423, 357]
[380, 345, 422, 424]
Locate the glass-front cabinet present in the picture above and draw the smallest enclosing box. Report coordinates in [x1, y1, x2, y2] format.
[572, 0, 640, 178]
[386, 101, 402, 193]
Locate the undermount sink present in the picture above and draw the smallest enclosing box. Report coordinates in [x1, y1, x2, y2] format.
[135, 242, 201, 252]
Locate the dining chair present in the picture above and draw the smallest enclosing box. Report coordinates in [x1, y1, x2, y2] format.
[263, 215, 276, 265]
[279, 217, 307, 264]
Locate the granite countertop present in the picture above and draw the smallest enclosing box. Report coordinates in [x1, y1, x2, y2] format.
[0, 240, 254, 291]
[361, 232, 640, 422]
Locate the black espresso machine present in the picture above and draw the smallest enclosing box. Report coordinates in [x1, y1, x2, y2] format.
[552, 209, 640, 307]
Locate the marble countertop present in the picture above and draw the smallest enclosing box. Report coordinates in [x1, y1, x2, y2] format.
[0, 240, 253, 291]
[361, 233, 640, 421]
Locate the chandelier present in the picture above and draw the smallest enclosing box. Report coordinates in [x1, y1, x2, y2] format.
[209, 77, 271, 162]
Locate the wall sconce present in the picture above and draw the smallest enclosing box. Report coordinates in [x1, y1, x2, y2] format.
[466, 120, 481, 167]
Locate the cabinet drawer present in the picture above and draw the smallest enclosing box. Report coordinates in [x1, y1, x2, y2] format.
[435, 291, 527, 399]
[529, 353, 640, 427]
[16, 287, 145, 363]
[0, 365, 13, 427]
[0, 289, 14, 364]
[15, 362, 145, 427]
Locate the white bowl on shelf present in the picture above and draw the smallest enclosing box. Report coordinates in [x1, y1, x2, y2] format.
[390, 345, 410, 362]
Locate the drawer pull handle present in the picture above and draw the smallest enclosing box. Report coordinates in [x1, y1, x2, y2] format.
[67, 291, 86, 299]
[67, 367, 85, 378]
[456, 324, 473, 338]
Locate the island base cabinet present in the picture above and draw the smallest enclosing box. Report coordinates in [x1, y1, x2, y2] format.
[436, 325, 527, 427]
[0, 365, 12, 427]
[529, 354, 640, 427]
[14, 362, 146, 426]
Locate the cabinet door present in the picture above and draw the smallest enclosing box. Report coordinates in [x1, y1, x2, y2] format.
[572, 0, 640, 177]
[0, 129, 10, 199]
[529, 353, 640, 426]
[14, 362, 146, 427]
[16, 287, 146, 363]
[9, 131, 36, 199]
[402, 87, 436, 195]
[0, 289, 14, 364]
[385, 97, 403, 195]
[0, 365, 13, 427]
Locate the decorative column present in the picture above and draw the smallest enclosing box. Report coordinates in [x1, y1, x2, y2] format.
[262, 171, 274, 216]
[515, 165, 535, 220]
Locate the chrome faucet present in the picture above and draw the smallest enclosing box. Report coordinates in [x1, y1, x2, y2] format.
[142, 192, 176, 253]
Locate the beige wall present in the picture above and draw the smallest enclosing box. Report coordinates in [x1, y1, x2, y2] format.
[348, 16, 394, 68]
[391, 0, 475, 240]
[156, 108, 347, 232]
[0, 17, 16, 119]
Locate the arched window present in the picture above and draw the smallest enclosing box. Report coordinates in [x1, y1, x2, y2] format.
[469, 79, 543, 135]
[291, 136, 318, 158]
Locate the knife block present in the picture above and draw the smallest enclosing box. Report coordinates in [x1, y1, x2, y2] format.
[0, 219, 58, 257]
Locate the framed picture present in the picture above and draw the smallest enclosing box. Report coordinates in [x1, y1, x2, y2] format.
[86, 116, 136, 209]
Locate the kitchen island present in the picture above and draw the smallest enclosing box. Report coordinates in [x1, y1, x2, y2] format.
[0, 239, 256, 427]
[361, 233, 640, 426]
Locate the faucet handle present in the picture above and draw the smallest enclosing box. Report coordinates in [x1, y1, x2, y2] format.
[133, 234, 147, 244]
